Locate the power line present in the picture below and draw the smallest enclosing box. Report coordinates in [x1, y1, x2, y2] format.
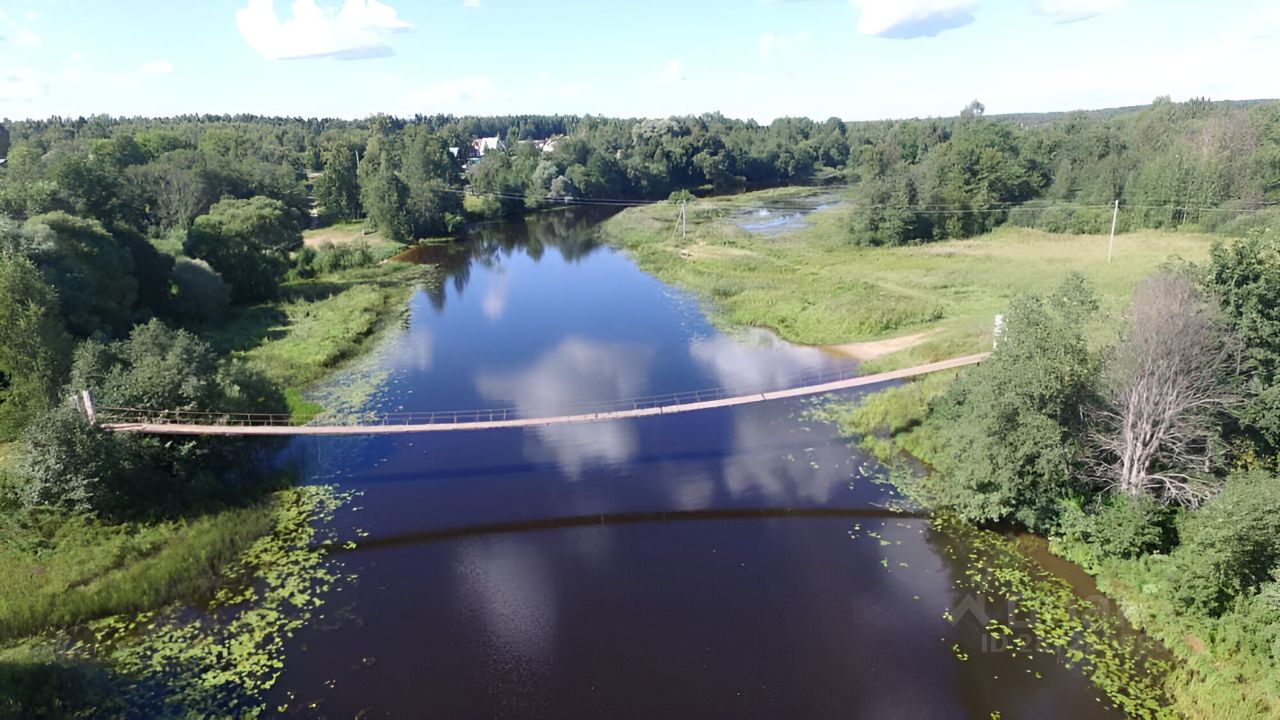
[419, 181, 1280, 217]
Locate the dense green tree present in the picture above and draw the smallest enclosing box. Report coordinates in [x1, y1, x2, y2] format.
[19, 403, 133, 513]
[467, 150, 529, 218]
[398, 125, 462, 235]
[0, 252, 73, 438]
[21, 320, 283, 517]
[314, 138, 361, 221]
[1200, 229, 1280, 458]
[925, 275, 1099, 530]
[1172, 471, 1280, 615]
[17, 212, 138, 337]
[184, 196, 301, 303]
[125, 149, 215, 231]
[358, 135, 412, 242]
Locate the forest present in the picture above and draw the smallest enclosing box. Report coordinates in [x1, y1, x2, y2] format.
[2, 96, 1280, 714]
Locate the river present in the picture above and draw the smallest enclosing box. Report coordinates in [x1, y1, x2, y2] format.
[269, 207, 1145, 718]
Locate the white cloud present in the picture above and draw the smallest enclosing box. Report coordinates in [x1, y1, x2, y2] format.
[0, 66, 43, 102]
[1036, 0, 1125, 24]
[758, 31, 810, 55]
[138, 59, 174, 76]
[688, 329, 831, 394]
[850, 0, 979, 38]
[235, 0, 413, 61]
[463, 0, 480, 7]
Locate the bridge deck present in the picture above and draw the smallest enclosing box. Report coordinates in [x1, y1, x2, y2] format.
[101, 353, 989, 437]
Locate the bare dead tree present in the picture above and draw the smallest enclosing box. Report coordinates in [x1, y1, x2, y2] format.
[1087, 273, 1238, 507]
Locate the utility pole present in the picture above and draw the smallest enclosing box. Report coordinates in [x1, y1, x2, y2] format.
[1107, 199, 1119, 263]
[681, 199, 687, 240]
[80, 390, 96, 425]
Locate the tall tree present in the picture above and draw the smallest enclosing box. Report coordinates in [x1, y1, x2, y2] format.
[17, 211, 138, 337]
[1088, 274, 1237, 507]
[927, 276, 1099, 530]
[0, 252, 73, 438]
[357, 134, 412, 241]
[398, 126, 462, 236]
[314, 138, 362, 222]
[1200, 230, 1280, 457]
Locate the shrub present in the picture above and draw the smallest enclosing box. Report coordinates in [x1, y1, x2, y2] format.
[168, 258, 230, 325]
[1172, 471, 1280, 615]
[1203, 205, 1280, 236]
[1054, 494, 1177, 570]
[18, 404, 134, 514]
[22, 320, 289, 518]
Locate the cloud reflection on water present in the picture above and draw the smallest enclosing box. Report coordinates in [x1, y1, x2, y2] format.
[474, 337, 655, 478]
[455, 537, 557, 671]
[480, 266, 511, 322]
[688, 328, 838, 393]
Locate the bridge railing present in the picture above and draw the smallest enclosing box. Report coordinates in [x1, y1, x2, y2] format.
[92, 359, 903, 428]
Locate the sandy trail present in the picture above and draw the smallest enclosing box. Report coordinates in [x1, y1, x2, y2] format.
[821, 331, 934, 361]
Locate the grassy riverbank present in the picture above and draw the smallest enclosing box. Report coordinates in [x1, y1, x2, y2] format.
[204, 260, 439, 418]
[600, 190, 1214, 370]
[818, 380, 1278, 718]
[0, 255, 436, 715]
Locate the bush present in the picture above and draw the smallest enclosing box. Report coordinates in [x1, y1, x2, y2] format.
[168, 258, 230, 325]
[463, 193, 502, 218]
[18, 320, 289, 518]
[289, 242, 390, 281]
[1203, 205, 1280, 236]
[1172, 471, 1280, 615]
[18, 404, 134, 514]
[1054, 494, 1177, 570]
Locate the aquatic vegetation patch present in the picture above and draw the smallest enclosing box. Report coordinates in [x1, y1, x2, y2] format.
[930, 514, 1172, 718]
[849, 512, 1172, 717]
[2, 485, 353, 718]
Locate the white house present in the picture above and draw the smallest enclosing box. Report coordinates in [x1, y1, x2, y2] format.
[471, 136, 505, 157]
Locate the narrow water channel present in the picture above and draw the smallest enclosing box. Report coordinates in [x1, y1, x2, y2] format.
[271, 208, 1136, 718]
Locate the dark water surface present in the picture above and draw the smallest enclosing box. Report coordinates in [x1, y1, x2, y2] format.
[272, 209, 1123, 718]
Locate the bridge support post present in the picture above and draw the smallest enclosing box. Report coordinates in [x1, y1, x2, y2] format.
[80, 390, 96, 425]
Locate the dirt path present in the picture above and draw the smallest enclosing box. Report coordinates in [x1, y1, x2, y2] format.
[821, 331, 934, 361]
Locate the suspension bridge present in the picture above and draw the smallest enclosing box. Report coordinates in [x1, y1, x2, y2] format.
[89, 353, 989, 437]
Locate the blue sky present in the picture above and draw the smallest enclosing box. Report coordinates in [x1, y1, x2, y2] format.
[1, 0, 1278, 122]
